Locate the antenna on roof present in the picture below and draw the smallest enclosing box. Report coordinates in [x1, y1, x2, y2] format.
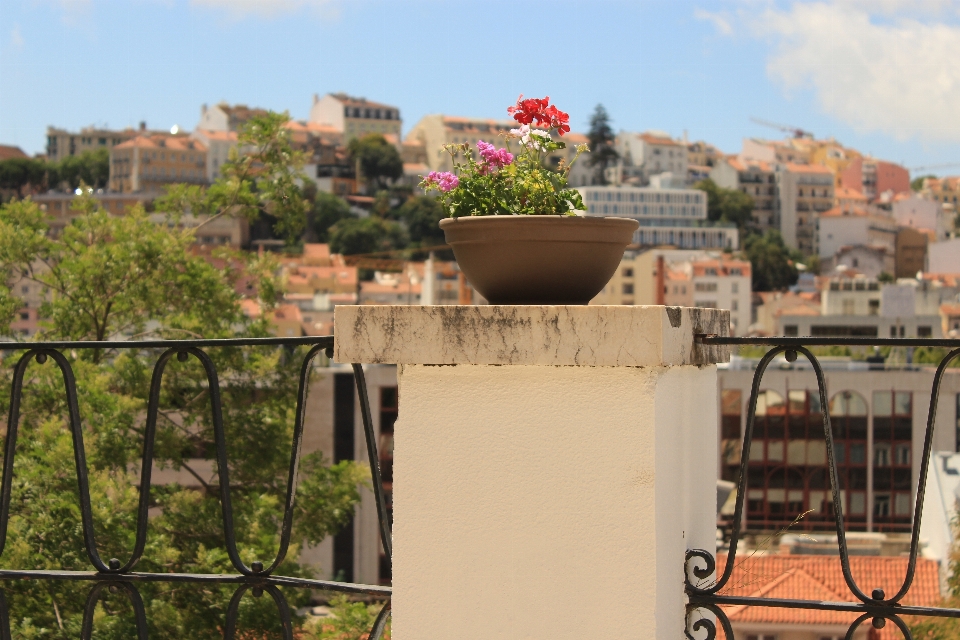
[750, 117, 813, 139]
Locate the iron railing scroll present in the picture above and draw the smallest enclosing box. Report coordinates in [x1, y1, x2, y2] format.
[684, 335, 960, 640]
[0, 336, 391, 639]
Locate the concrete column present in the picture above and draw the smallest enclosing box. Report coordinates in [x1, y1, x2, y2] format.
[335, 305, 729, 639]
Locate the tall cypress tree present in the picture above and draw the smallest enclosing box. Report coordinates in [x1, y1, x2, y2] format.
[586, 104, 619, 185]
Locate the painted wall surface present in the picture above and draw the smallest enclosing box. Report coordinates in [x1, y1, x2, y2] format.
[392, 363, 717, 640]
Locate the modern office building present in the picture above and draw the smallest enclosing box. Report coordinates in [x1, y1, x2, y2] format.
[578, 185, 739, 249]
[718, 357, 960, 534]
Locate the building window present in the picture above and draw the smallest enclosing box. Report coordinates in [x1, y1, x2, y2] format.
[623, 268, 633, 278]
[784, 325, 798, 337]
[622, 283, 634, 295]
[918, 326, 932, 337]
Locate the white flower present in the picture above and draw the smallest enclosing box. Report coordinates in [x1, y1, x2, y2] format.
[510, 124, 551, 151]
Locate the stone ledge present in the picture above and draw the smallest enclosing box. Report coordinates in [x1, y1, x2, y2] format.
[334, 305, 729, 367]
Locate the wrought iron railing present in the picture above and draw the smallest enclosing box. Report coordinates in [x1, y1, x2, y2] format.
[8, 333, 960, 638]
[0, 336, 392, 639]
[685, 335, 960, 640]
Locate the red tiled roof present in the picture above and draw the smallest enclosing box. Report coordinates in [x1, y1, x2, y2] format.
[639, 132, 682, 147]
[713, 554, 940, 638]
[941, 303, 960, 316]
[0, 145, 28, 161]
[114, 135, 205, 152]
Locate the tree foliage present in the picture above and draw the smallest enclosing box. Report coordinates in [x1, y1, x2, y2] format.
[157, 111, 309, 244]
[0, 128, 368, 636]
[0, 158, 46, 199]
[911, 174, 936, 192]
[49, 149, 111, 191]
[0, 150, 112, 200]
[694, 178, 755, 231]
[310, 191, 356, 243]
[742, 230, 802, 292]
[329, 216, 407, 256]
[396, 196, 446, 247]
[586, 104, 618, 185]
[310, 596, 390, 639]
[347, 134, 403, 193]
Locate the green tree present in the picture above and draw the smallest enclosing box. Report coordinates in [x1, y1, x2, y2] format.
[911, 174, 936, 192]
[694, 178, 755, 231]
[0, 172, 367, 636]
[329, 216, 407, 256]
[49, 148, 110, 190]
[0, 157, 46, 198]
[310, 191, 356, 242]
[157, 111, 309, 244]
[396, 196, 446, 247]
[347, 134, 403, 193]
[586, 104, 618, 185]
[742, 230, 802, 291]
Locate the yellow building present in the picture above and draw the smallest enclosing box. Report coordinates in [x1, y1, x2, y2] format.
[109, 134, 207, 193]
[309, 93, 401, 143]
[46, 125, 145, 163]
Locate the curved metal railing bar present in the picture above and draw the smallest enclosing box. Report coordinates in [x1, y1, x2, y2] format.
[0, 336, 393, 638]
[885, 347, 960, 605]
[352, 363, 392, 560]
[685, 346, 785, 595]
[0, 349, 112, 572]
[0, 568, 391, 593]
[686, 334, 960, 636]
[685, 602, 734, 640]
[0, 590, 10, 640]
[351, 362, 392, 639]
[223, 583, 294, 640]
[844, 612, 913, 640]
[80, 581, 149, 639]
[177, 343, 327, 576]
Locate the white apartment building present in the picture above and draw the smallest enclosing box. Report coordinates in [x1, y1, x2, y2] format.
[893, 194, 946, 240]
[614, 131, 688, 184]
[191, 128, 238, 182]
[817, 205, 898, 259]
[778, 276, 944, 338]
[309, 93, 401, 143]
[686, 257, 752, 334]
[710, 156, 777, 231]
[777, 162, 835, 254]
[578, 185, 739, 250]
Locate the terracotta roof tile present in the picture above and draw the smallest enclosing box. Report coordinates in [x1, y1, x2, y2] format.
[712, 554, 940, 638]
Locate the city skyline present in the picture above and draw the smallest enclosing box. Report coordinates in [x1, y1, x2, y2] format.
[2, 1, 960, 171]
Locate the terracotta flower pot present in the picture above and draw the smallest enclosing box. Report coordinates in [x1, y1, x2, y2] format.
[439, 215, 639, 304]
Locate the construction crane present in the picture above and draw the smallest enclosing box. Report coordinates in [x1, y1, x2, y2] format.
[908, 163, 960, 173]
[750, 117, 813, 139]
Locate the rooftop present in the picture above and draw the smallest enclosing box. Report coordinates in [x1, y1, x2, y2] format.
[716, 554, 940, 638]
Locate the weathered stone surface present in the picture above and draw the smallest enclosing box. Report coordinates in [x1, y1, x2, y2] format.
[334, 305, 729, 366]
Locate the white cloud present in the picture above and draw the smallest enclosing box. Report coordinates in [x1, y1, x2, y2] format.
[190, 0, 339, 20]
[694, 9, 733, 36]
[698, 1, 960, 142]
[10, 24, 25, 49]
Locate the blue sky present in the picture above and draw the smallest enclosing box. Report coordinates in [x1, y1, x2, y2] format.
[3, 0, 960, 171]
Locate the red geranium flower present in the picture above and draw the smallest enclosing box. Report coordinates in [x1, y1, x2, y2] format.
[507, 94, 570, 136]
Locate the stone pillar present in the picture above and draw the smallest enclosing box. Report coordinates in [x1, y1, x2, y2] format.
[335, 305, 729, 640]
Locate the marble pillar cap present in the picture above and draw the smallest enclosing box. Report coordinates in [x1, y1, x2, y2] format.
[334, 305, 729, 367]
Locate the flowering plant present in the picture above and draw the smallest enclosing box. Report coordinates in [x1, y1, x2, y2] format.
[420, 95, 588, 217]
